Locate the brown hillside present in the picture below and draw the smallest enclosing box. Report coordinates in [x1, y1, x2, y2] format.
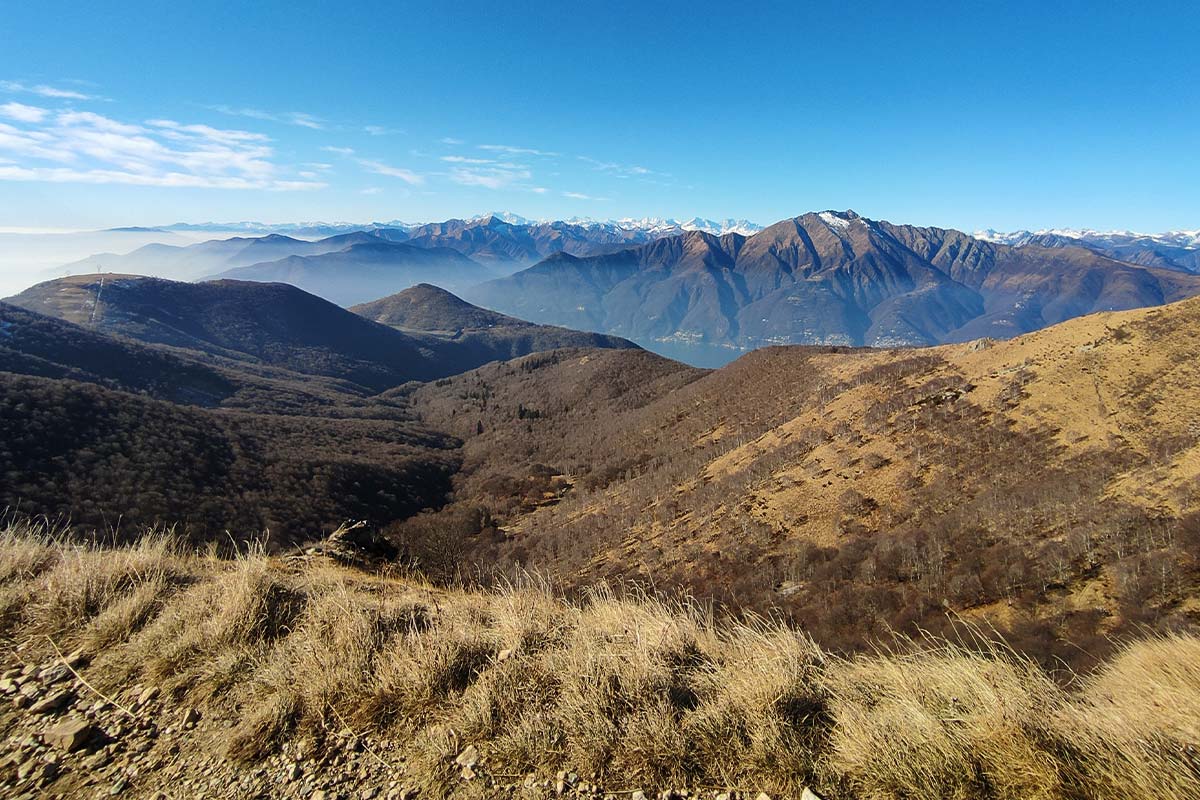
[407, 296, 1200, 661]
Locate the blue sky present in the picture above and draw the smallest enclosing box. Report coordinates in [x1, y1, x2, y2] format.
[0, 0, 1197, 232]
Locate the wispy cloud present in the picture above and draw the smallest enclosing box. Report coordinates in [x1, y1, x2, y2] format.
[440, 155, 494, 164]
[478, 144, 559, 157]
[0, 102, 47, 123]
[0, 109, 325, 190]
[288, 113, 325, 130]
[0, 80, 94, 101]
[448, 165, 533, 189]
[360, 186, 383, 195]
[208, 104, 326, 130]
[358, 158, 424, 185]
[323, 145, 424, 185]
[578, 155, 663, 178]
[440, 137, 464, 145]
[563, 191, 608, 201]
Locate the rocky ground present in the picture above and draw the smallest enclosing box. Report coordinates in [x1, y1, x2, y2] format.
[0, 647, 817, 799]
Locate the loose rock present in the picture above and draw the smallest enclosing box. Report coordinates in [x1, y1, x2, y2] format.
[454, 744, 479, 768]
[29, 689, 73, 715]
[42, 717, 96, 752]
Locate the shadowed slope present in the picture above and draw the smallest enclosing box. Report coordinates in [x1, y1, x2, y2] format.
[6, 275, 452, 391]
[352, 284, 639, 367]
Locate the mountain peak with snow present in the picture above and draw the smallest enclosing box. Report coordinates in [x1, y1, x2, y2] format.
[975, 227, 1200, 249]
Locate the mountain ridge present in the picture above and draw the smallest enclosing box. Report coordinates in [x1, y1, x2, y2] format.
[976, 227, 1200, 274]
[350, 283, 640, 364]
[212, 240, 493, 305]
[464, 210, 1200, 361]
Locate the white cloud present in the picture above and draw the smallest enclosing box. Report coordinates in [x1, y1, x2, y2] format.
[358, 158, 424, 185]
[361, 186, 383, 195]
[321, 145, 423, 185]
[578, 155, 662, 178]
[449, 165, 532, 190]
[530, 187, 548, 194]
[0, 102, 48, 123]
[440, 155, 494, 164]
[288, 113, 324, 130]
[208, 105, 325, 130]
[0, 165, 321, 190]
[562, 191, 608, 201]
[0, 109, 324, 191]
[479, 144, 559, 157]
[0, 80, 93, 100]
[440, 137, 464, 145]
[265, 180, 326, 192]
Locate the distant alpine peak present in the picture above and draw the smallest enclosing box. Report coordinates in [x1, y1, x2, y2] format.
[464, 211, 763, 236]
[472, 211, 534, 226]
[975, 227, 1200, 249]
[590, 216, 764, 236]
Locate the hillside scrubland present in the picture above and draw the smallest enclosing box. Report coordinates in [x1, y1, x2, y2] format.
[403, 296, 1200, 667]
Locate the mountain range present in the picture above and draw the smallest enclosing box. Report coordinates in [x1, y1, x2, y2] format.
[976, 227, 1200, 273]
[20, 209, 1200, 368]
[465, 210, 1200, 363]
[55, 215, 704, 304]
[151, 213, 764, 238]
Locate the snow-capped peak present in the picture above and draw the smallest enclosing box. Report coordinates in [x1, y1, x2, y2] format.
[975, 227, 1200, 249]
[472, 211, 536, 225]
[572, 216, 763, 236]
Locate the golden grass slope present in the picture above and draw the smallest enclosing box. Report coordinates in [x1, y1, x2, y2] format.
[0, 521, 1198, 799]
[707, 295, 1200, 540]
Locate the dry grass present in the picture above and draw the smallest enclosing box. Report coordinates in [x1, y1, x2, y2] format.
[1, 518, 1197, 799]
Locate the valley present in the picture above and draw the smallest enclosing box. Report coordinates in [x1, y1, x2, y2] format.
[2, 264, 1198, 666]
